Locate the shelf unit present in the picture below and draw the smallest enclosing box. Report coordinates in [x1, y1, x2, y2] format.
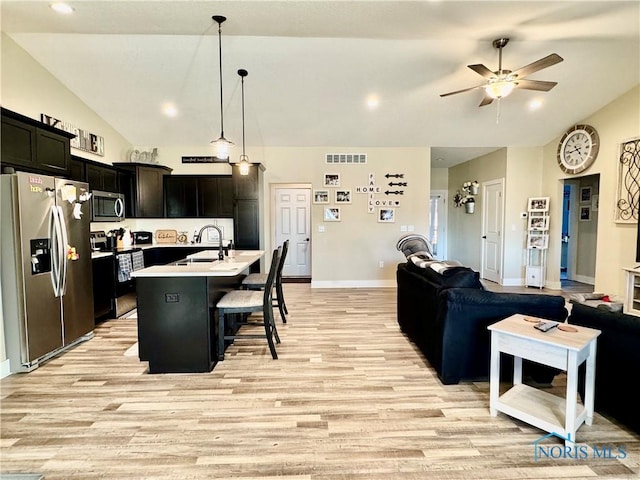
[624, 268, 640, 316]
[525, 198, 550, 289]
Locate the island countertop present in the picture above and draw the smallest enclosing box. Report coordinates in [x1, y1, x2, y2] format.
[130, 250, 264, 277]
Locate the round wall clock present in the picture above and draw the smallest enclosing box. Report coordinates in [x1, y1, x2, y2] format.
[556, 124, 600, 174]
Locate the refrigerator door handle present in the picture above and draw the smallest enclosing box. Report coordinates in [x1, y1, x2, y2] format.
[56, 205, 70, 296]
[49, 205, 62, 296]
[115, 197, 124, 219]
[49, 205, 60, 297]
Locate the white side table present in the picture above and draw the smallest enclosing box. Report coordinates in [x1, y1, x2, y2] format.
[488, 314, 600, 445]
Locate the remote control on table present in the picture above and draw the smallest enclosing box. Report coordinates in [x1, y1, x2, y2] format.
[534, 321, 558, 332]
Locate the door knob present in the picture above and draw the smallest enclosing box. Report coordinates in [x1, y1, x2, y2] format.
[482, 235, 487, 239]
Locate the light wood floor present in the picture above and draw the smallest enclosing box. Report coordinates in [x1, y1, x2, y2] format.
[1, 284, 638, 479]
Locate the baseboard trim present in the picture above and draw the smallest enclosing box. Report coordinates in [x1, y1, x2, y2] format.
[0, 358, 12, 379]
[572, 274, 595, 285]
[311, 279, 396, 289]
[501, 277, 524, 287]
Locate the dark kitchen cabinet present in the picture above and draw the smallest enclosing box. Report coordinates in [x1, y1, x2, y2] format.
[114, 162, 172, 218]
[86, 161, 119, 192]
[1, 108, 74, 176]
[164, 176, 198, 217]
[199, 176, 233, 218]
[92, 255, 115, 322]
[164, 175, 233, 218]
[233, 164, 264, 253]
[68, 156, 86, 182]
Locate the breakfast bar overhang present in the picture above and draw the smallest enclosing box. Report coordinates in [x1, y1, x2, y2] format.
[131, 250, 264, 373]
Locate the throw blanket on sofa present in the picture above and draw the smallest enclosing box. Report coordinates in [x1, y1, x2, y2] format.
[409, 255, 463, 274]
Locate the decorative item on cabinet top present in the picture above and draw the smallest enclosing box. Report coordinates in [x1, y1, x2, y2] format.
[41, 113, 104, 156]
[129, 147, 158, 164]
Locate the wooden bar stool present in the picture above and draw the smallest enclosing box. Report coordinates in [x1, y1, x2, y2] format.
[241, 240, 289, 323]
[216, 247, 281, 360]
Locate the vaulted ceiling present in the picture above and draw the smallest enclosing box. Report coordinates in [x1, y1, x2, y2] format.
[2, 1, 639, 166]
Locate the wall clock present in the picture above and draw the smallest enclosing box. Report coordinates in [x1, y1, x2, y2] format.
[557, 124, 600, 174]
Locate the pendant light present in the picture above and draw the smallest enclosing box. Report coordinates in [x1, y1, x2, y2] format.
[211, 15, 233, 160]
[237, 68, 251, 176]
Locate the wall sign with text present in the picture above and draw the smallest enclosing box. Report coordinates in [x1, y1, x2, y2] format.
[41, 114, 104, 156]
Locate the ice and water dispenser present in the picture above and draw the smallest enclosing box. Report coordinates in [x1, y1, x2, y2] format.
[30, 238, 51, 275]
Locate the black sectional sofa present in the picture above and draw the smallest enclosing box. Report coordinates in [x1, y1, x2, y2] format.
[567, 302, 640, 435]
[397, 261, 568, 385]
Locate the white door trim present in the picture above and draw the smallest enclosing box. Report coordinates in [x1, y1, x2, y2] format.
[270, 183, 312, 278]
[481, 178, 505, 285]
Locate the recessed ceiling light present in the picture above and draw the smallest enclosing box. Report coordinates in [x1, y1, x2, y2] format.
[50, 3, 74, 14]
[366, 95, 379, 109]
[529, 99, 542, 110]
[162, 103, 179, 118]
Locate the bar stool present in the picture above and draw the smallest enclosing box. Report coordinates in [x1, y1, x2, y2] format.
[242, 239, 289, 323]
[216, 247, 281, 360]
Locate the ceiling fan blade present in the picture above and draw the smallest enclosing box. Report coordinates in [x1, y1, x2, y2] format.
[468, 64, 496, 79]
[515, 79, 558, 91]
[479, 95, 494, 107]
[440, 84, 485, 98]
[511, 53, 563, 78]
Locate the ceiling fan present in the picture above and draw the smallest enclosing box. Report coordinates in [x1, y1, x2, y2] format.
[440, 38, 563, 107]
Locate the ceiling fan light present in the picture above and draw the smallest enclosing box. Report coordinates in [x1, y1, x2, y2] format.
[485, 81, 515, 99]
[211, 136, 234, 160]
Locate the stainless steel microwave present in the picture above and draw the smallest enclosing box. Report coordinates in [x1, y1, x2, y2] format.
[91, 190, 125, 222]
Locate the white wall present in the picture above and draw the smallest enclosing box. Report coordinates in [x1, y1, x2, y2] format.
[1, 34, 132, 165]
[542, 85, 640, 298]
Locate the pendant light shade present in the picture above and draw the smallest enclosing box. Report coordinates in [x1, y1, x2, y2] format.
[237, 68, 251, 176]
[211, 15, 233, 160]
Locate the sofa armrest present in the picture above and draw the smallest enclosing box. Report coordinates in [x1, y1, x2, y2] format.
[437, 288, 568, 384]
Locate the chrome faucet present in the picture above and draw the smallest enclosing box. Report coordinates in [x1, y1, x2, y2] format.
[195, 224, 224, 261]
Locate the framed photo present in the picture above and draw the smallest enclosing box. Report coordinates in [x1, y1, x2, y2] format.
[527, 233, 548, 249]
[378, 208, 395, 223]
[324, 207, 341, 222]
[527, 215, 549, 231]
[580, 206, 591, 221]
[313, 189, 330, 204]
[528, 197, 549, 212]
[323, 173, 340, 187]
[580, 186, 592, 203]
[335, 189, 352, 204]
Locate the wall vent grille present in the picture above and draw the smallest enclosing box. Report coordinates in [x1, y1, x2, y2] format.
[325, 153, 367, 164]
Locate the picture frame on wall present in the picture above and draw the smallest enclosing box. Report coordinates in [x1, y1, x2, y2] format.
[527, 215, 549, 231]
[527, 233, 548, 249]
[313, 190, 330, 204]
[528, 197, 549, 212]
[323, 173, 340, 187]
[335, 189, 352, 204]
[378, 208, 395, 223]
[324, 207, 341, 222]
[580, 186, 592, 203]
[580, 206, 591, 221]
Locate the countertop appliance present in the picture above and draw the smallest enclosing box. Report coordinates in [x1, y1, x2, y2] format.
[90, 230, 108, 251]
[91, 189, 125, 222]
[133, 231, 153, 245]
[1, 172, 94, 373]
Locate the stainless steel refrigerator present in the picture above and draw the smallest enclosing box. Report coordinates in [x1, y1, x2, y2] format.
[1, 171, 94, 373]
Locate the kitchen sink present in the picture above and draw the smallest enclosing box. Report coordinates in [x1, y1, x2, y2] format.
[173, 258, 218, 266]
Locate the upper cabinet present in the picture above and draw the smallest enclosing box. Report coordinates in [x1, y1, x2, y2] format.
[1, 108, 74, 176]
[113, 162, 172, 218]
[86, 161, 119, 192]
[164, 175, 233, 218]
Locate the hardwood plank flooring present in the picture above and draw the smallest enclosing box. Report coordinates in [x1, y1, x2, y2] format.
[1, 284, 638, 479]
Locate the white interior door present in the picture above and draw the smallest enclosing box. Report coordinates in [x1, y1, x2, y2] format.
[274, 186, 311, 277]
[481, 179, 504, 284]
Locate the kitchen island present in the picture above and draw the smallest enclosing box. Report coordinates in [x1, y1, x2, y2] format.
[131, 250, 264, 373]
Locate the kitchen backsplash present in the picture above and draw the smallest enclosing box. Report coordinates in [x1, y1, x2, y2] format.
[90, 218, 235, 245]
